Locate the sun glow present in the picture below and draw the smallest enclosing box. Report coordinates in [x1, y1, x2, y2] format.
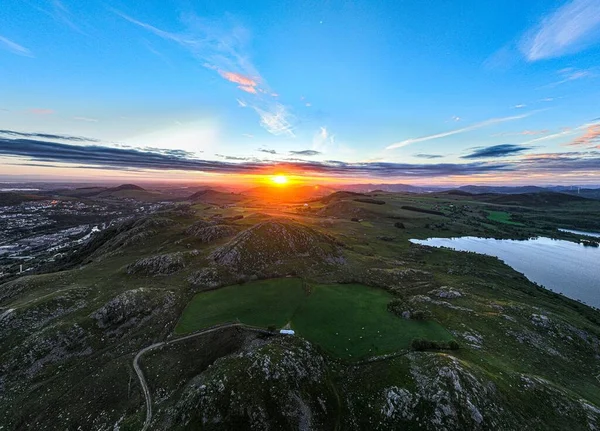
[271, 175, 289, 185]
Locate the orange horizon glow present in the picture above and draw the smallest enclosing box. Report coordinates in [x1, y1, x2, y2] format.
[271, 174, 289, 185]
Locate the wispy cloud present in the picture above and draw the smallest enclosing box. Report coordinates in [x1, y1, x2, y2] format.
[462, 144, 531, 159]
[258, 148, 276, 154]
[567, 123, 600, 147]
[251, 104, 295, 137]
[520, 0, 600, 61]
[0, 35, 33, 57]
[289, 150, 322, 156]
[414, 153, 444, 159]
[514, 104, 526, 109]
[28, 108, 54, 115]
[115, 9, 294, 137]
[0, 129, 98, 142]
[218, 71, 258, 87]
[312, 127, 335, 153]
[73, 116, 98, 123]
[51, 0, 85, 34]
[492, 129, 549, 137]
[542, 67, 595, 88]
[387, 112, 534, 150]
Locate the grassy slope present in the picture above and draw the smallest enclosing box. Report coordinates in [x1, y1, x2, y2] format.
[175, 279, 451, 360]
[175, 278, 306, 333]
[486, 210, 524, 226]
[292, 283, 451, 360]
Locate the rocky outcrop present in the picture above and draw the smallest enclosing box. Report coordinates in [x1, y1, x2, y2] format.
[210, 219, 344, 274]
[186, 223, 238, 243]
[126, 252, 185, 276]
[164, 338, 336, 430]
[90, 288, 175, 334]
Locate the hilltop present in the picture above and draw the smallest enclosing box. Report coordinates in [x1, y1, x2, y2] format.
[188, 189, 246, 205]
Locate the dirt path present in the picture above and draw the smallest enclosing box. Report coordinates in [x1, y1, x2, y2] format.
[133, 323, 274, 430]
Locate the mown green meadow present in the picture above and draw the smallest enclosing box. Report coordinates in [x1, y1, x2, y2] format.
[175, 278, 452, 360]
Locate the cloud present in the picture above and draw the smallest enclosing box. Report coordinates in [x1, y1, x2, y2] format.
[215, 154, 250, 161]
[312, 127, 335, 153]
[492, 129, 549, 137]
[414, 153, 444, 159]
[51, 0, 85, 33]
[462, 144, 531, 159]
[567, 124, 600, 147]
[252, 104, 295, 137]
[0, 35, 33, 57]
[451, 116, 461, 121]
[258, 148, 277, 154]
[73, 116, 98, 123]
[0, 129, 97, 142]
[28, 108, 54, 115]
[218, 71, 258, 87]
[542, 67, 594, 88]
[520, 0, 600, 61]
[116, 10, 294, 137]
[0, 135, 510, 178]
[238, 85, 257, 94]
[514, 104, 526, 109]
[387, 112, 534, 150]
[289, 150, 322, 156]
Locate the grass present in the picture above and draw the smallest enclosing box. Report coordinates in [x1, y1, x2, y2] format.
[174, 278, 305, 334]
[292, 283, 452, 359]
[487, 210, 524, 226]
[175, 278, 452, 359]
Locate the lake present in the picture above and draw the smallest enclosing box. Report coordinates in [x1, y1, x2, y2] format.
[410, 236, 600, 308]
[559, 228, 600, 239]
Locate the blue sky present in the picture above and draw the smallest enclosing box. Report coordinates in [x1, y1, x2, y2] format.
[1, 0, 599, 184]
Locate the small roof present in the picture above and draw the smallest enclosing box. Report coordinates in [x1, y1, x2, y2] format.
[279, 329, 295, 335]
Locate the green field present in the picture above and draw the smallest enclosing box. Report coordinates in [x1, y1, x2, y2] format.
[175, 278, 452, 359]
[487, 210, 524, 226]
[175, 278, 306, 333]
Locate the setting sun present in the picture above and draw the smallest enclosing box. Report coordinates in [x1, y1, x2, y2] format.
[271, 175, 288, 185]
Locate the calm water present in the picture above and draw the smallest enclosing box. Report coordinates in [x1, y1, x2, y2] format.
[410, 236, 600, 308]
[559, 228, 600, 239]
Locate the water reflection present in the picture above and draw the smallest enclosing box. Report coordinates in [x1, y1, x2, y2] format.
[410, 236, 600, 308]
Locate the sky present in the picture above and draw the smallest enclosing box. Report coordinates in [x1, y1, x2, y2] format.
[1, 0, 600, 185]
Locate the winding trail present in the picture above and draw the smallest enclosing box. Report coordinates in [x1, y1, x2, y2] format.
[133, 323, 274, 430]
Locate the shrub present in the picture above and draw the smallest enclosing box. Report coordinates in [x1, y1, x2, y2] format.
[394, 222, 405, 229]
[448, 340, 460, 350]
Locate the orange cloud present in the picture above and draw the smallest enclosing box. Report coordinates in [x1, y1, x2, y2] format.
[238, 85, 257, 94]
[29, 108, 54, 115]
[568, 124, 600, 147]
[218, 71, 258, 87]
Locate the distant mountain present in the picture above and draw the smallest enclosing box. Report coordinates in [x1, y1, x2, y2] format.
[481, 191, 590, 206]
[105, 184, 146, 192]
[339, 183, 434, 193]
[457, 185, 546, 194]
[0, 192, 46, 206]
[243, 185, 335, 202]
[188, 189, 246, 205]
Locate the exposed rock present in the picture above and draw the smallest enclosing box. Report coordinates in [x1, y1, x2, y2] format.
[210, 218, 344, 273]
[165, 338, 336, 430]
[126, 252, 185, 276]
[90, 288, 175, 333]
[186, 224, 238, 243]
